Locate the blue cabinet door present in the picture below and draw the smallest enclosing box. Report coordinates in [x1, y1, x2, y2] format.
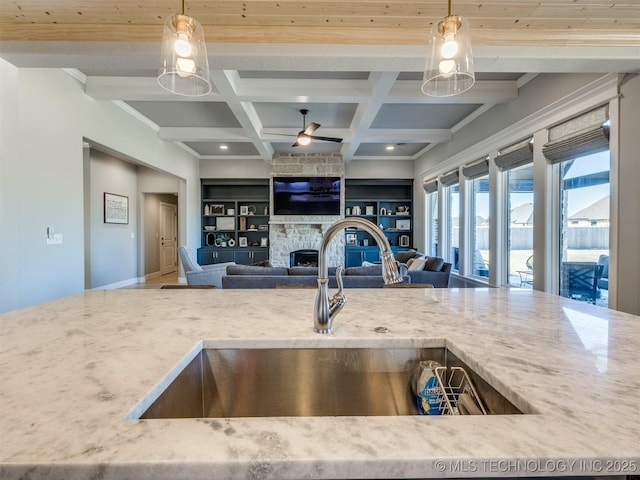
[345, 247, 380, 267]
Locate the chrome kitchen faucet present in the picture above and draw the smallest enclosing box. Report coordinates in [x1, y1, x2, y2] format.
[314, 217, 402, 334]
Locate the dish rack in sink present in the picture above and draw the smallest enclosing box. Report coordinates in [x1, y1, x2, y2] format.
[433, 366, 487, 415]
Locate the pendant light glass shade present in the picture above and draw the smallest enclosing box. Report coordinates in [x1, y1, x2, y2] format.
[422, 15, 475, 97]
[158, 12, 212, 96]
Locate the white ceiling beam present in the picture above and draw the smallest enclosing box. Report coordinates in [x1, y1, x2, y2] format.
[389, 80, 519, 104]
[85, 76, 222, 101]
[234, 78, 371, 103]
[341, 71, 400, 162]
[158, 127, 249, 142]
[362, 129, 452, 144]
[210, 70, 274, 161]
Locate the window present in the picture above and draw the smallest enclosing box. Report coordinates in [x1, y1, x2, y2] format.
[471, 175, 490, 277]
[462, 158, 490, 278]
[423, 179, 439, 257]
[558, 150, 610, 304]
[543, 105, 610, 306]
[428, 191, 439, 256]
[440, 170, 460, 271]
[448, 184, 460, 271]
[506, 164, 534, 287]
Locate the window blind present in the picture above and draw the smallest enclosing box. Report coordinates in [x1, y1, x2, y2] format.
[495, 137, 533, 170]
[439, 169, 459, 186]
[543, 105, 610, 164]
[462, 158, 489, 179]
[423, 179, 438, 194]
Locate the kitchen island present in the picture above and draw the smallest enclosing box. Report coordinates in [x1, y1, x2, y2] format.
[1, 288, 639, 479]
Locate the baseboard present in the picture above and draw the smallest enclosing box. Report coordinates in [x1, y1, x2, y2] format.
[92, 277, 142, 290]
[145, 271, 162, 280]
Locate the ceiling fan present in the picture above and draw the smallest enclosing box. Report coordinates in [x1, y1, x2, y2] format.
[284, 109, 343, 147]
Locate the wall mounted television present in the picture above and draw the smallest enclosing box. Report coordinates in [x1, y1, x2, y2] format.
[272, 176, 341, 215]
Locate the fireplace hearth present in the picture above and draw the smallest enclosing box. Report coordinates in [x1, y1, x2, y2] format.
[290, 249, 319, 267]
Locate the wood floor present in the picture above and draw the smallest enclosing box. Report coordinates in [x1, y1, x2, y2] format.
[122, 272, 180, 289]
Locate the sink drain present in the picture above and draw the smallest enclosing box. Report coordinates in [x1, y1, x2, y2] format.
[373, 326, 390, 333]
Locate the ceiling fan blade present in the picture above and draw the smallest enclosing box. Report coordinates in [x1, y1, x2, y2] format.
[309, 135, 343, 143]
[268, 133, 297, 138]
[304, 122, 320, 136]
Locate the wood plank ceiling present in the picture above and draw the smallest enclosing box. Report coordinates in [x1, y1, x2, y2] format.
[1, 0, 638, 46]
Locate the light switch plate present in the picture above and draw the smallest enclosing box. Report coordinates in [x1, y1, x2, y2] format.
[46, 234, 63, 245]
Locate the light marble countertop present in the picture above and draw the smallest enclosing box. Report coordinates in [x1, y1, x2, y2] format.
[1, 288, 639, 480]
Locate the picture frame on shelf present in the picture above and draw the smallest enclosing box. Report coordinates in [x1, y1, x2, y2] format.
[216, 216, 235, 231]
[209, 204, 225, 215]
[240, 205, 249, 215]
[239, 237, 248, 247]
[399, 234, 410, 247]
[260, 237, 269, 247]
[396, 219, 411, 230]
[104, 192, 128, 224]
[346, 233, 357, 246]
[365, 205, 374, 216]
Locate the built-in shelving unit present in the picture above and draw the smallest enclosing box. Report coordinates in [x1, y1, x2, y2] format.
[344, 179, 413, 267]
[198, 179, 270, 265]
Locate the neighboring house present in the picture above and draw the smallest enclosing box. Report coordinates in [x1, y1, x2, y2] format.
[510, 203, 534, 226]
[568, 196, 610, 227]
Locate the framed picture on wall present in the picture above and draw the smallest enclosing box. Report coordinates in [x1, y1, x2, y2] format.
[104, 192, 128, 224]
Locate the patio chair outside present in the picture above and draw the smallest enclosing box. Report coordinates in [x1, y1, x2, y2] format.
[560, 262, 604, 304]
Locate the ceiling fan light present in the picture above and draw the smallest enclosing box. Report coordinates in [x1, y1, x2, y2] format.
[158, 12, 213, 96]
[297, 133, 311, 146]
[422, 14, 475, 97]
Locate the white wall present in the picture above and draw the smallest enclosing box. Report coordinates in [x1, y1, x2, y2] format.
[346, 159, 414, 179]
[200, 159, 270, 179]
[616, 74, 640, 315]
[88, 150, 138, 288]
[0, 62, 200, 313]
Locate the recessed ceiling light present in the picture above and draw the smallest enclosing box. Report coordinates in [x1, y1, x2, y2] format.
[386, 145, 395, 151]
[220, 145, 228, 150]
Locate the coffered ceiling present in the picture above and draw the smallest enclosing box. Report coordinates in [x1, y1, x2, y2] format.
[1, 1, 638, 162]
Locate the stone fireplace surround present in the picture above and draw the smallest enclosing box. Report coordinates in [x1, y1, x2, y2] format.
[269, 153, 345, 267]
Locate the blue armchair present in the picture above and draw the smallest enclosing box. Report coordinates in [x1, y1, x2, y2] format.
[178, 246, 234, 288]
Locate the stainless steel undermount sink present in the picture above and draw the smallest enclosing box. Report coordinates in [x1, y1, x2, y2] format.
[128, 344, 525, 419]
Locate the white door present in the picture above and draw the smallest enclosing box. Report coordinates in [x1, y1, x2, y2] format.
[160, 202, 177, 275]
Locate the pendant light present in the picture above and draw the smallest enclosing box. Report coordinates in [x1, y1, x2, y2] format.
[421, 0, 475, 97]
[158, 0, 212, 96]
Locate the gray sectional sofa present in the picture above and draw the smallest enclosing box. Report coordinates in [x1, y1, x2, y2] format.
[221, 265, 411, 289]
[220, 250, 451, 289]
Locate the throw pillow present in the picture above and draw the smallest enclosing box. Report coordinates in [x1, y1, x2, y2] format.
[408, 257, 427, 271]
[395, 250, 419, 264]
[424, 256, 445, 272]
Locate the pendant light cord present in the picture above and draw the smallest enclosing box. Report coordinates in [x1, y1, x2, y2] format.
[447, 0, 452, 17]
[182, 0, 185, 15]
